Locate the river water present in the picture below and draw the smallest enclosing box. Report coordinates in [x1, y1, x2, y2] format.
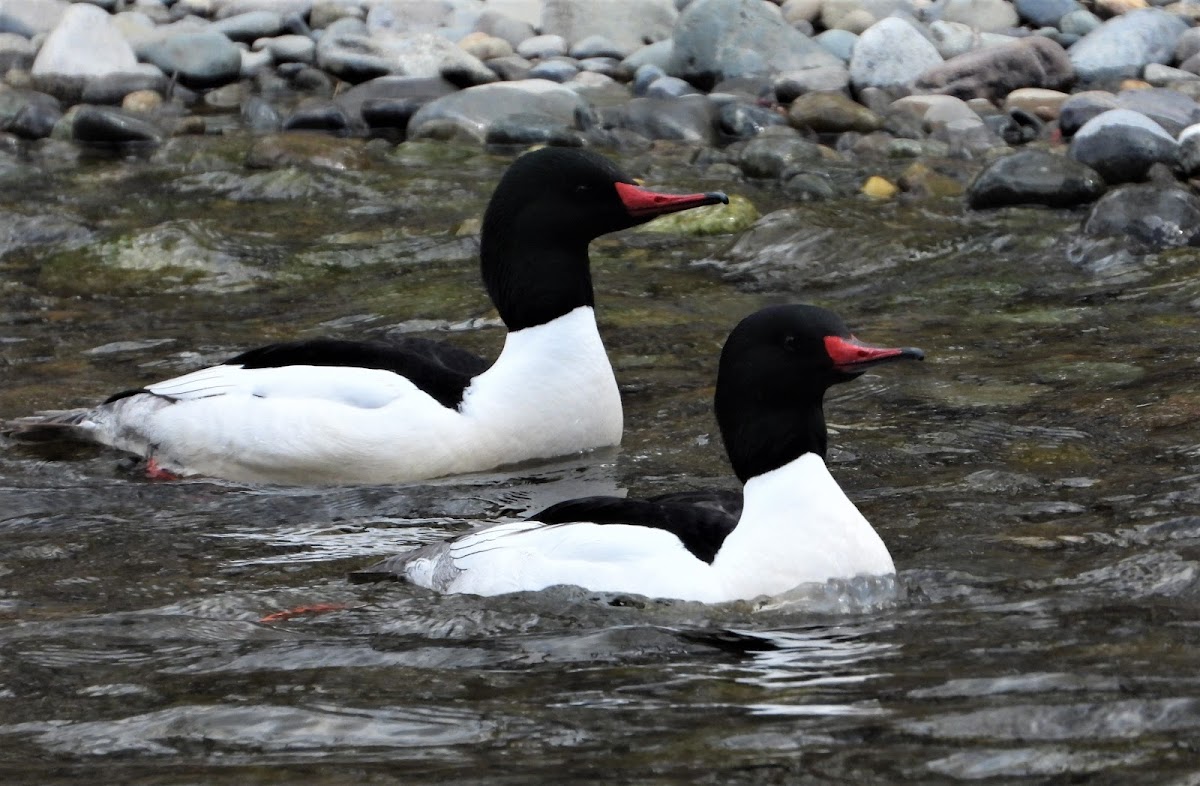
[2, 136, 1200, 783]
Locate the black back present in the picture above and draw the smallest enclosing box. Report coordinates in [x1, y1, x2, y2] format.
[530, 494, 739, 564]
[228, 337, 487, 409]
[480, 148, 649, 331]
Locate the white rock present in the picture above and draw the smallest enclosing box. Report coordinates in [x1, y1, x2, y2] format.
[517, 33, 567, 59]
[929, 20, 977, 59]
[254, 33, 316, 63]
[31, 4, 138, 78]
[0, 0, 67, 36]
[541, 0, 676, 52]
[849, 17, 943, 92]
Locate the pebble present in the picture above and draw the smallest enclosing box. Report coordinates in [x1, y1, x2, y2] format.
[1068, 108, 1179, 184]
[140, 31, 243, 89]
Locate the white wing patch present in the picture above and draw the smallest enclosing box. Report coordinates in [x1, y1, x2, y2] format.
[145, 364, 425, 410]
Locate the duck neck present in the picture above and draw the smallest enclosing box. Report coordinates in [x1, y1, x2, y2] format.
[720, 392, 829, 484]
[481, 215, 595, 332]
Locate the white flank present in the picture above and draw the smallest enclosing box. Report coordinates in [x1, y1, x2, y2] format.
[79, 306, 621, 484]
[402, 452, 895, 603]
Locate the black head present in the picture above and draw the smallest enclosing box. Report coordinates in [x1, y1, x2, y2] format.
[714, 304, 924, 483]
[481, 147, 728, 331]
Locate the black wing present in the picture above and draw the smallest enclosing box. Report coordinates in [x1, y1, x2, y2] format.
[529, 495, 739, 564]
[228, 337, 490, 409]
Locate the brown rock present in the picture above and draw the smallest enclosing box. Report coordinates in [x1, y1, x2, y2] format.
[915, 37, 1074, 101]
[1004, 87, 1070, 121]
[787, 91, 882, 133]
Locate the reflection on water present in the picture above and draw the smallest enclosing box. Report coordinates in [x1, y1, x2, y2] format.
[2, 137, 1200, 782]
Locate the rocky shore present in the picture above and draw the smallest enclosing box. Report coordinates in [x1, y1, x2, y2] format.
[2, 0, 1200, 252]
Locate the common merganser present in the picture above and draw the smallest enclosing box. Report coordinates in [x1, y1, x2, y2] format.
[4, 148, 728, 484]
[354, 305, 925, 603]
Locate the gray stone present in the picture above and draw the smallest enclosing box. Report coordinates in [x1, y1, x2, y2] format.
[1145, 63, 1200, 87]
[646, 75, 700, 98]
[334, 74, 456, 125]
[1179, 123, 1200, 175]
[140, 31, 243, 88]
[365, 0, 480, 35]
[72, 104, 163, 145]
[1114, 88, 1200, 137]
[517, 34, 568, 59]
[774, 66, 851, 102]
[315, 34, 393, 83]
[938, 0, 1018, 32]
[612, 95, 717, 143]
[255, 34, 316, 64]
[621, 39, 673, 71]
[542, 0, 676, 54]
[669, 0, 842, 87]
[240, 47, 272, 78]
[486, 54, 533, 81]
[850, 17, 943, 93]
[1059, 90, 1119, 137]
[528, 58, 579, 82]
[0, 88, 60, 139]
[738, 134, 823, 178]
[928, 20, 977, 60]
[570, 34, 629, 60]
[474, 9, 535, 48]
[241, 95, 282, 132]
[485, 113, 585, 146]
[814, 29, 858, 62]
[577, 56, 621, 77]
[310, 0, 363, 29]
[783, 171, 836, 200]
[1013, 0, 1079, 27]
[0, 0, 66, 37]
[0, 32, 35, 72]
[407, 79, 589, 142]
[633, 64, 667, 95]
[1083, 185, 1200, 249]
[359, 97, 420, 133]
[212, 11, 285, 42]
[282, 100, 354, 134]
[376, 32, 497, 86]
[31, 4, 139, 97]
[1069, 8, 1188, 85]
[1059, 8, 1100, 37]
[1176, 27, 1200, 65]
[79, 70, 168, 104]
[915, 37, 1073, 102]
[967, 149, 1105, 208]
[1069, 108, 1178, 183]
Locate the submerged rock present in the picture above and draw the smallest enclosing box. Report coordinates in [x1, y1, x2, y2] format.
[1082, 184, 1200, 249]
[71, 105, 164, 146]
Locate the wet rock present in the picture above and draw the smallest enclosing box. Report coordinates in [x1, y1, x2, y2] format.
[30, 4, 140, 99]
[212, 11, 284, 42]
[738, 134, 824, 178]
[717, 101, 788, 140]
[898, 161, 965, 198]
[121, 90, 162, 114]
[517, 34, 568, 60]
[0, 0, 66, 38]
[407, 79, 588, 143]
[788, 92, 882, 133]
[1013, 0, 1080, 27]
[1180, 123, 1200, 176]
[244, 132, 370, 171]
[1113, 88, 1200, 137]
[79, 71, 169, 105]
[241, 95, 282, 132]
[528, 59, 579, 83]
[1068, 108, 1178, 183]
[315, 34, 398, 83]
[255, 34, 316, 65]
[334, 75, 456, 126]
[542, 0, 676, 55]
[850, 17, 944, 93]
[0, 88, 61, 140]
[915, 37, 1073, 102]
[783, 171, 836, 200]
[282, 100, 355, 135]
[1058, 90, 1119, 137]
[1069, 8, 1188, 85]
[485, 113, 584, 146]
[669, 0, 841, 87]
[645, 76, 700, 99]
[967, 149, 1105, 209]
[140, 32, 243, 89]
[0, 33, 35, 73]
[986, 108, 1046, 145]
[72, 105, 164, 146]
[613, 96, 717, 144]
[937, 0, 1019, 32]
[774, 66, 851, 102]
[1082, 184, 1200, 249]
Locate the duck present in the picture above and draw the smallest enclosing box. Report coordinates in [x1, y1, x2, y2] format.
[353, 304, 925, 603]
[4, 148, 728, 485]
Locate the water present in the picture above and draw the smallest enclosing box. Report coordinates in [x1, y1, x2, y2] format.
[2, 136, 1200, 783]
